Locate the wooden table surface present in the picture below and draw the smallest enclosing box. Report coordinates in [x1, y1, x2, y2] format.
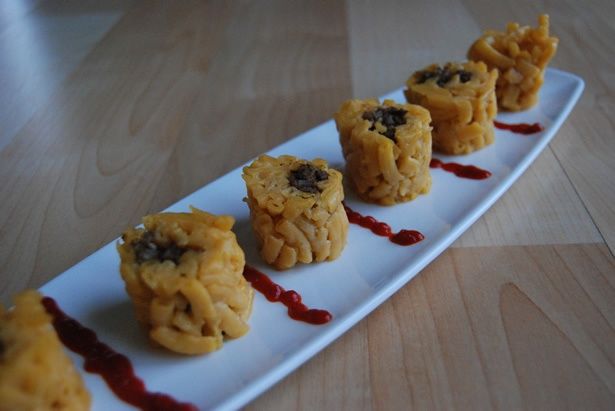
[1, 1, 613, 409]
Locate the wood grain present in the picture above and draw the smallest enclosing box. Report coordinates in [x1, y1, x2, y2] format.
[455, 147, 603, 247]
[0, 0, 613, 409]
[0, 0, 131, 150]
[462, 0, 615, 253]
[248, 245, 615, 410]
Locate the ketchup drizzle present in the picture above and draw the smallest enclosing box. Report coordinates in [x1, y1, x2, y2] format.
[430, 158, 492, 180]
[494, 120, 544, 134]
[42, 297, 197, 411]
[343, 203, 424, 246]
[243, 265, 332, 325]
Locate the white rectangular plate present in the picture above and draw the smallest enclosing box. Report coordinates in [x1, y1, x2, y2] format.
[41, 68, 584, 411]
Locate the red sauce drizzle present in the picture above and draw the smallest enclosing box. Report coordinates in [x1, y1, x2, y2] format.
[42, 297, 197, 411]
[430, 158, 491, 180]
[494, 120, 544, 134]
[343, 203, 424, 246]
[243, 265, 332, 325]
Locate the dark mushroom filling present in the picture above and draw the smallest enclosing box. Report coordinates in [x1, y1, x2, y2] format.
[288, 164, 329, 194]
[132, 231, 188, 264]
[416, 65, 473, 87]
[362, 106, 408, 141]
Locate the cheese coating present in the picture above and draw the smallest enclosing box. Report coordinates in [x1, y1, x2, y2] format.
[118, 207, 253, 355]
[334, 99, 432, 204]
[468, 14, 558, 111]
[405, 61, 498, 155]
[0, 291, 91, 411]
[242, 155, 348, 270]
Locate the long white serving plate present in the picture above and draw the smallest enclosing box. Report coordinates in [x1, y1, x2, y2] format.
[41, 68, 584, 411]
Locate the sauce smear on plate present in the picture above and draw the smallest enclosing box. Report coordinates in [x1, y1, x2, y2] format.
[494, 120, 544, 134]
[243, 265, 332, 324]
[42, 297, 197, 411]
[343, 203, 425, 246]
[430, 158, 492, 180]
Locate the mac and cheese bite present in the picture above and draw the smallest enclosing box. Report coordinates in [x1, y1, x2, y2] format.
[405, 61, 498, 155]
[118, 208, 253, 355]
[242, 155, 348, 270]
[334, 99, 432, 204]
[467, 14, 558, 111]
[0, 290, 91, 411]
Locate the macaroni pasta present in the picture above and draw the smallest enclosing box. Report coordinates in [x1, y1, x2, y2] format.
[405, 61, 498, 154]
[118, 208, 253, 355]
[467, 14, 558, 111]
[242, 155, 348, 270]
[334, 99, 432, 204]
[0, 290, 91, 411]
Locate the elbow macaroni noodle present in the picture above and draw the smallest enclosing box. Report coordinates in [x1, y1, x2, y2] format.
[334, 99, 432, 205]
[405, 61, 498, 155]
[118, 207, 253, 355]
[242, 155, 348, 270]
[467, 14, 558, 111]
[0, 291, 91, 411]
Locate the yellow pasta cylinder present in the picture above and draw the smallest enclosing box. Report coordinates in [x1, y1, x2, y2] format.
[405, 61, 498, 155]
[0, 290, 91, 411]
[242, 155, 348, 270]
[117, 207, 253, 355]
[334, 99, 432, 205]
[467, 14, 558, 111]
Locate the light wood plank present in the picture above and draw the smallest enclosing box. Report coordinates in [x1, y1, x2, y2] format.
[455, 147, 603, 247]
[248, 244, 615, 410]
[0, 0, 131, 150]
[346, 0, 481, 99]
